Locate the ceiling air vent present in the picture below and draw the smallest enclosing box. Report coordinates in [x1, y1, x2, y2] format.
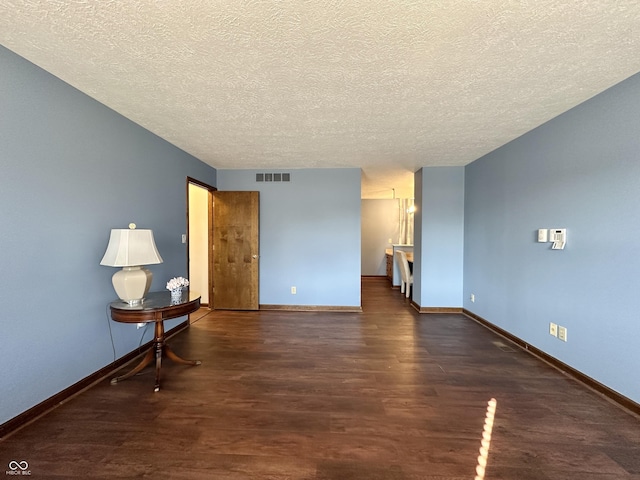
[256, 173, 291, 182]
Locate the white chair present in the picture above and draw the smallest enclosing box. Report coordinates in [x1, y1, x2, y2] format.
[395, 250, 413, 298]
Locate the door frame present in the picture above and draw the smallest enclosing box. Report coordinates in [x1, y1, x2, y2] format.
[186, 177, 216, 308]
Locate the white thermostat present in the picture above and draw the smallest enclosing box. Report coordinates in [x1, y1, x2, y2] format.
[550, 229, 566, 250]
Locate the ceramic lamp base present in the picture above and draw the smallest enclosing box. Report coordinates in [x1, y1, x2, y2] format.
[112, 266, 152, 305]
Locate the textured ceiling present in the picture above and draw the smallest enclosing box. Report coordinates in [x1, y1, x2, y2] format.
[1, 1, 640, 198]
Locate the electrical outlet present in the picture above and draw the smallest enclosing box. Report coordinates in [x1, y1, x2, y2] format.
[549, 322, 558, 337]
[291, 286, 297, 294]
[558, 326, 567, 342]
[470, 294, 475, 303]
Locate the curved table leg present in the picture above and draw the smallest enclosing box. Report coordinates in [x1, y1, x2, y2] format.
[164, 344, 202, 366]
[110, 349, 154, 384]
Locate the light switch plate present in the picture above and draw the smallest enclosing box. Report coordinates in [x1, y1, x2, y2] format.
[537, 229, 548, 242]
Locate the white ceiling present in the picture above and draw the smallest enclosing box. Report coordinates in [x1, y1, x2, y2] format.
[2, 1, 640, 199]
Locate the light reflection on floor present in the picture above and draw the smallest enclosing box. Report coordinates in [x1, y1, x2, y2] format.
[475, 398, 497, 480]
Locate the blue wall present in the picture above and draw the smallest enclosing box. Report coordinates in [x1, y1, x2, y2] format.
[0, 46, 217, 425]
[464, 72, 640, 404]
[413, 167, 465, 308]
[217, 169, 362, 308]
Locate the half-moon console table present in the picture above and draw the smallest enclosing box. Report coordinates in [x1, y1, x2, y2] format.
[109, 291, 201, 392]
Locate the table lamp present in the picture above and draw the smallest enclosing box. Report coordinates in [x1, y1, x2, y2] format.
[100, 224, 163, 305]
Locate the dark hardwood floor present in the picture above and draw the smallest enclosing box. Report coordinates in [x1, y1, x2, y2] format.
[2, 277, 639, 479]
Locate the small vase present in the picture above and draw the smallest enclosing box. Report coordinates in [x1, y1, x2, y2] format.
[170, 288, 182, 303]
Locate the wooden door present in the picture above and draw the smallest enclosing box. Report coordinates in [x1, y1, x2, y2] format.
[212, 191, 259, 310]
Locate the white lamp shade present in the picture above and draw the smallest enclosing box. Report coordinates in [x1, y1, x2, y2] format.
[100, 229, 163, 267]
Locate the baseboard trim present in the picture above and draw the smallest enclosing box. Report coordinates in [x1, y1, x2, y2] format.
[462, 309, 640, 417]
[260, 304, 363, 313]
[415, 306, 463, 314]
[0, 320, 190, 440]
